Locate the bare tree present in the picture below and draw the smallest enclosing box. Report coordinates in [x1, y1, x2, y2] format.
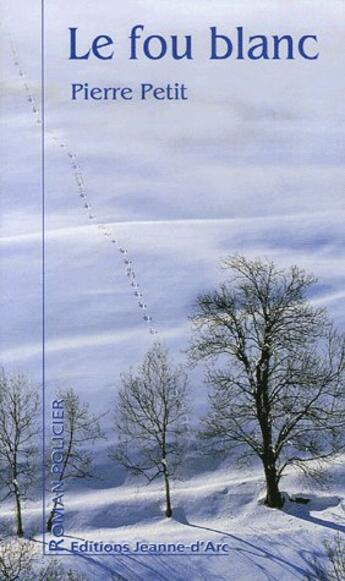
[0, 538, 87, 580]
[0, 372, 39, 536]
[110, 343, 189, 517]
[189, 256, 345, 508]
[0, 538, 37, 580]
[47, 388, 105, 532]
[305, 534, 345, 580]
[38, 558, 88, 580]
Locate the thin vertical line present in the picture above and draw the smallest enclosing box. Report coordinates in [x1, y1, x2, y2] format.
[41, 0, 46, 555]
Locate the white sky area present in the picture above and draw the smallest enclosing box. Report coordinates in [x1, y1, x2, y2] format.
[1, 0, 344, 415]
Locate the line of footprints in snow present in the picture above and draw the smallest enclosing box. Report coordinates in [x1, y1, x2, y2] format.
[9, 36, 159, 336]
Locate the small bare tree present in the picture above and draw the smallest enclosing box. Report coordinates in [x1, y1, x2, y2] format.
[0, 538, 37, 580]
[110, 343, 189, 517]
[0, 372, 39, 536]
[189, 256, 345, 508]
[47, 388, 105, 532]
[0, 538, 87, 580]
[305, 534, 345, 580]
[38, 558, 88, 580]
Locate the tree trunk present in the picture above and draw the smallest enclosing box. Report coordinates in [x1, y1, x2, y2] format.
[257, 354, 283, 509]
[14, 487, 24, 537]
[47, 505, 55, 533]
[162, 465, 172, 517]
[263, 461, 283, 508]
[47, 497, 62, 532]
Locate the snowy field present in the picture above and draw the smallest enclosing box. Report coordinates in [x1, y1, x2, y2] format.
[1, 455, 344, 580]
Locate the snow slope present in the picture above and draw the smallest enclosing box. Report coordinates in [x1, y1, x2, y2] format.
[2, 457, 344, 580]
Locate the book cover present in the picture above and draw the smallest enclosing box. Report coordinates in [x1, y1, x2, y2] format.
[1, 1, 344, 579]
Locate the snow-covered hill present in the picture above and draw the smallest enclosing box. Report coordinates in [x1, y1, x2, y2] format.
[2, 457, 343, 580]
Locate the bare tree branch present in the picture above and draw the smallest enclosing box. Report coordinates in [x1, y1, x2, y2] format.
[0, 371, 39, 536]
[190, 255, 345, 508]
[109, 342, 190, 518]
